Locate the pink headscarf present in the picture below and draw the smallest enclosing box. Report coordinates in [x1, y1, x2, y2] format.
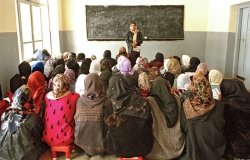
[64, 68, 76, 83]
[118, 57, 134, 75]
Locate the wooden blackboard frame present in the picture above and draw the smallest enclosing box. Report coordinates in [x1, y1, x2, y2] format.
[86, 5, 184, 41]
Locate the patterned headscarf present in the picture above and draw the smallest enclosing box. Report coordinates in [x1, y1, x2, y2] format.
[27, 71, 46, 114]
[52, 74, 70, 98]
[10, 85, 31, 110]
[209, 69, 223, 85]
[138, 72, 150, 91]
[183, 72, 215, 119]
[7, 85, 32, 133]
[138, 72, 150, 97]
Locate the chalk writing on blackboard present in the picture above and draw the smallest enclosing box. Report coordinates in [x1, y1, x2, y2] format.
[86, 5, 184, 41]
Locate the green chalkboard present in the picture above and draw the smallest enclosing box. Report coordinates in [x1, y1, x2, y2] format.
[86, 5, 184, 41]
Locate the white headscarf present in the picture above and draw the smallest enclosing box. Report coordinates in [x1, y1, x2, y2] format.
[209, 69, 223, 85]
[182, 55, 190, 66]
[177, 72, 193, 90]
[160, 58, 171, 75]
[89, 59, 101, 75]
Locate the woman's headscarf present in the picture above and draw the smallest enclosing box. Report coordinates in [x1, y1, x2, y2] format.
[52, 74, 70, 98]
[138, 72, 150, 92]
[19, 61, 31, 77]
[89, 59, 101, 75]
[196, 63, 208, 75]
[79, 58, 91, 75]
[27, 71, 46, 114]
[149, 76, 178, 127]
[182, 55, 190, 67]
[132, 57, 142, 71]
[79, 73, 106, 107]
[177, 73, 192, 90]
[209, 69, 223, 85]
[117, 57, 133, 75]
[148, 67, 160, 87]
[64, 68, 76, 83]
[163, 58, 170, 72]
[51, 64, 65, 78]
[188, 57, 200, 72]
[107, 74, 151, 119]
[183, 72, 215, 119]
[10, 85, 31, 110]
[31, 61, 44, 74]
[220, 79, 250, 113]
[167, 58, 181, 77]
[7, 85, 32, 133]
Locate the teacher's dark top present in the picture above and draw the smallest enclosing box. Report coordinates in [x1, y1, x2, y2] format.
[125, 31, 143, 54]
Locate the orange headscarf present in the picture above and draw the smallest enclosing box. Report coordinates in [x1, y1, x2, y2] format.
[27, 71, 46, 114]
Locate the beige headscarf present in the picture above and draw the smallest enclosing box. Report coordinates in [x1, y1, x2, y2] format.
[209, 69, 223, 85]
[167, 58, 181, 77]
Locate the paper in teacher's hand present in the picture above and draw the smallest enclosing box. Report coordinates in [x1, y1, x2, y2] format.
[132, 46, 141, 52]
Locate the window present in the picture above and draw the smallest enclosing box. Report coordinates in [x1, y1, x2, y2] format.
[16, 0, 51, 61]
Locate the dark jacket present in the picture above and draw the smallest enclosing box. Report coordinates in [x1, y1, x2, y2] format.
[125, 31, 143, 54]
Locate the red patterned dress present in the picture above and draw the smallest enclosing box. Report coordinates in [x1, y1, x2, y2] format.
[43, 92, 79, 146]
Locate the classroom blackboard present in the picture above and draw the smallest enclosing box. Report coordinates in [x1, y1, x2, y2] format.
[86, 5, 184, 41]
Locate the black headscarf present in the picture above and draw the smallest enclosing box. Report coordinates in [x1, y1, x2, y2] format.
[149, 76, 178, 127]
[10, 61, 31, 93]
[19, 61, 31, 77]
[107, 74, 151, 119]
[187, 57, 200, 72]
[220, 78, 250, 113]
[51, 64, 65, 78]
[79, 58, 92, 75]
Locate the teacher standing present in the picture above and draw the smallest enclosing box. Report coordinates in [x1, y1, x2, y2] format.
[126, 21, 143, 67]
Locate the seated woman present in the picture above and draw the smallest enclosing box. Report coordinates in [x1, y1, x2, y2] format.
[75, 58, 91, 96]
[209, 69, 223, 100]
[0, 85, 47, 159]
[149, 52, 164, 69]
[100, 59, 112, 93]
[43, 74, 79, 147]
[27, 71, 47, 116]
[104, 74, 153, 157]
[74, 73, 111, 156]
[220, 79, 250, 159]
[138, 74, 184, 160]
[185, 57, 200, 73]
[179, 72, 225, 160]
[9, 61, 31, 94]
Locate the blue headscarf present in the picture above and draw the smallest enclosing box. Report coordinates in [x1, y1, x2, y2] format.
[31, 61, 44, 74]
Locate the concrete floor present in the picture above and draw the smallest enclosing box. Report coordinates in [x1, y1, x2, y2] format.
[39, 149, 118, 160]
